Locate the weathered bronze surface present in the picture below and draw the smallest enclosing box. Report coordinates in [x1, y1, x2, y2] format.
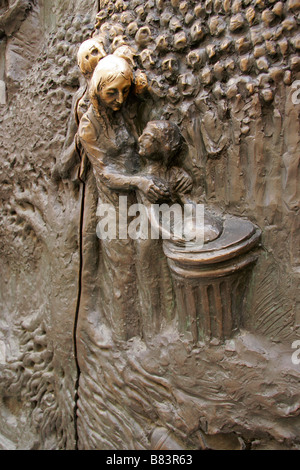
[0, 0, 299, 450]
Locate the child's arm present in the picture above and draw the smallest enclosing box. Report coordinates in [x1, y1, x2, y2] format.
[168, 167, 193, 195]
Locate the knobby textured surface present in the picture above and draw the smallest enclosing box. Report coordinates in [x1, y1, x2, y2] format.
[0, 0, 299, 450]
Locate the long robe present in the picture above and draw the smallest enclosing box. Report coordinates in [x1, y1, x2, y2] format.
[78, 104, 141, 341]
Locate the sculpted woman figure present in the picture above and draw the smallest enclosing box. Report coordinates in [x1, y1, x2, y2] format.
[78, 55, 169, 341]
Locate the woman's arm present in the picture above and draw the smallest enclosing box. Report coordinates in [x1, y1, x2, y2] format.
[79, 113, 170, 201]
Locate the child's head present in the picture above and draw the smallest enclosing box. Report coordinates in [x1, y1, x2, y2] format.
[138, 120, 184, 167]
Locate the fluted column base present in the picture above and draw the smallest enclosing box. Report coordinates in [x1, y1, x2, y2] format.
[163, 215, 261, 342]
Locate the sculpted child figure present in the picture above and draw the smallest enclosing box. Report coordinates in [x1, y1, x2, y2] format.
[137, 120, 222, 245]
[138, 120, 193, 203]
[133, 121, 193, 340]
[134, 120, 222, 341]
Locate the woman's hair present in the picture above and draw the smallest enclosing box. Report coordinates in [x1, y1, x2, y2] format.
[89, 55, 133, 109]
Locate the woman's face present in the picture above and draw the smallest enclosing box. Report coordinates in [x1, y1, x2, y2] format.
[99, 75, 132, 111]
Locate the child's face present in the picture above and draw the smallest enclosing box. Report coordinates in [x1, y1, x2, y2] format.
[138, 124, 162, 161]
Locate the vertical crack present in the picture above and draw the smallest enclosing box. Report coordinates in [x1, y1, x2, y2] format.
[72, 181, 85, 450]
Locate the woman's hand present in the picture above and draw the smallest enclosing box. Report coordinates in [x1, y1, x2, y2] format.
[138, 176, 170, 203]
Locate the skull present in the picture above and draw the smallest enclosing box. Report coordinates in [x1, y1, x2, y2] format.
[178, 73, 199, 96]
[186, 48, 206, 70]
[111, 35, 128, 53]
[135, 26, 152, 47]
[134, 71, 148, 95]
[190, 20, 207, 43]
[109, 23, 124, 40]
[114, 45, 137, 68]
[161, 55, 179, 82]
[77, 39, 106, 76]
[139, 49, 156, 70]
[155, 34, 170, 52]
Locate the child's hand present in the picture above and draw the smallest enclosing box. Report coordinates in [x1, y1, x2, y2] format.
[172, 171, 193, 194]
[138, 176, 170, 203]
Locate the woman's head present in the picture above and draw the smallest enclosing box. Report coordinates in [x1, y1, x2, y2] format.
[138, 120, 184, 167]
[90, 55, 133, 112]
